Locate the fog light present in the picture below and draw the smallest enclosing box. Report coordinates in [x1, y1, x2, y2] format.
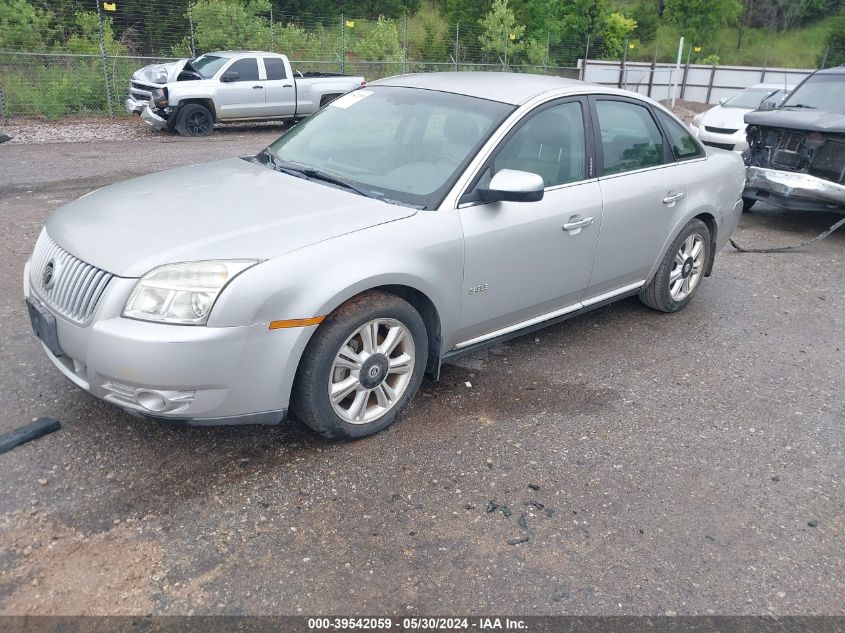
[136, 390, 168, 412]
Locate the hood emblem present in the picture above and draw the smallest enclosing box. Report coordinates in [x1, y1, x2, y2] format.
[42, 259, 57, 291]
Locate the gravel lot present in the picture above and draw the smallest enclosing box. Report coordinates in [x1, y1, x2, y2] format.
[0, 121, 842, 616]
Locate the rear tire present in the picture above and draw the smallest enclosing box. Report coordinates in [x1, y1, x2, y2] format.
[639, 219, 711, 313]
[174, 103, 214, 137]
[292, 291, 428, 440]
[742, 196, 756, 212]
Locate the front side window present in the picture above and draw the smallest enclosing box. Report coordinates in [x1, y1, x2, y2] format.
[225, 58, 259, 82]
[596, 100, 665, 175]
[655, 110, 703, 160]
[264, 58, 287, 80]
[264, 86, 513, 209]
[490, 101, 586, 188]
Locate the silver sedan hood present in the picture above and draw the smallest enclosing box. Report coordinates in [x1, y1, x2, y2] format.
[46, 158, 417, 277]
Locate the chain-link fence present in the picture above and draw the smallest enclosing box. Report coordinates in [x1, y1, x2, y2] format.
[1, 0, 844, 120]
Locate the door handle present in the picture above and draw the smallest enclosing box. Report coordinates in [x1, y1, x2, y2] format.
[562, 216, 594, 233]
[252, 85, 263, 89]
[662, 191, 685, 205]
[282, 84, 293, 88]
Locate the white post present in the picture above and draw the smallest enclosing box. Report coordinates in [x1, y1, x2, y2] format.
[671, 36, 684, 107]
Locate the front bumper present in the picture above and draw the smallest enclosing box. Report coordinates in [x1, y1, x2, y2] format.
[125, 97, 147, 115]
[140, 105, 168, 130]
[694, 125, 747, 153]
[24, 262, 306, 426]
[744, 166, 845, 210]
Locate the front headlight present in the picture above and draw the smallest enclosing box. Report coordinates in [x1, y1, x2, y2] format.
[123, 260, 257, 325]
[150, 88, 168, 109]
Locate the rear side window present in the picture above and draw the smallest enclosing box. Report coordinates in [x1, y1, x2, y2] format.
[264, 58, 287, 80]
[595, 100, 665, 175]
[655, 110, 703, 160]
[225, 58, 259, 82]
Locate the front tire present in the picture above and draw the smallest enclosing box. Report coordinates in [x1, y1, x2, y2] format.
[174, 103, 214, 137]
[639, 219, 711, 313]
[292, 291, 428, 440]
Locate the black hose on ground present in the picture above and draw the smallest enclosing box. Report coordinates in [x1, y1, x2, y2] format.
[730, 215, 845, 253]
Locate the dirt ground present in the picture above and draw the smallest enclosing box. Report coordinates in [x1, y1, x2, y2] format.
[0, 119, 842, 616]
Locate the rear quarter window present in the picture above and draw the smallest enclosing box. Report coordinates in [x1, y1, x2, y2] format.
[655, 110, 704, 160]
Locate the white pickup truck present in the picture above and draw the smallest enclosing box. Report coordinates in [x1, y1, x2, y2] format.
[125, 50, 365, 136]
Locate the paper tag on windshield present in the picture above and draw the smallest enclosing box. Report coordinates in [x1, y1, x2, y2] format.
[330, 90, 373, 109]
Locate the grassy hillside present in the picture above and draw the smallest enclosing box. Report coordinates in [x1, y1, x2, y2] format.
[630, 18, 835, 67]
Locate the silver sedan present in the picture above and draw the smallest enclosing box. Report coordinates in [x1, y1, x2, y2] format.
[24, 73, 745, 439]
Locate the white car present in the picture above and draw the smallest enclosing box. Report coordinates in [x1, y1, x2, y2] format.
[690, 83, 793, 152]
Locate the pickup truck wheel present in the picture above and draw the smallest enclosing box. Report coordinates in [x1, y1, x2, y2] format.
[742, 197, 756, 212]
[639, 219, 711, 313]
[292, 291, 428, 440]
[175, 104, 214, 137]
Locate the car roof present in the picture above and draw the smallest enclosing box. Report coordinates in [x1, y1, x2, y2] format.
[370, 72, 590, 105]
[205, 51, 282, 58]
[747, 83, 795, 90]
[814, 65, 845, 75]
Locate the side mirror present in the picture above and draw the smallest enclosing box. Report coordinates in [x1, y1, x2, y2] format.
[718, 97, 728, 105]
[759, 100, 776, 111]
[220, 71, 239, 83]
[477, 169, 545, 203]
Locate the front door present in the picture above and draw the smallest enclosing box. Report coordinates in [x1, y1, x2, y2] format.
[215, 57, 264, 119]
[456, 98, 603, 345]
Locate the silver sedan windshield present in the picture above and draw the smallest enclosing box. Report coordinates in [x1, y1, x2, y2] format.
[265, 86, 513, 208]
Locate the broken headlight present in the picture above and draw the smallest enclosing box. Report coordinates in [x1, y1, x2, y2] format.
[151, 88, 168, 109]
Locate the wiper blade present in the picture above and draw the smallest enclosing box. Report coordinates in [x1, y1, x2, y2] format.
[782, 103, 816, 109]
[300, 167, 383, 201]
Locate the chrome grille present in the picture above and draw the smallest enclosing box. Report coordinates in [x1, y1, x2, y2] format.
[29, 230, 113, 325]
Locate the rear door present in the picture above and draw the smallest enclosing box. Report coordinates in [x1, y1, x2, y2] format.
[215, 57, 263, 119]
[584, 96, 687, 298]
[261, 56, 297, 117]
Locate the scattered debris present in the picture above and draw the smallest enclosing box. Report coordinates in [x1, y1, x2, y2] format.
[0, 133, 11, 144]
[545, 508, 555, 517]
[0, 418, 61, 455]
[464, 381, 472, 388]
[238, 458, 250, 467]
[507, 535, 529, 545]
[486, 500, 499, 513]
[518, 513, 528, 530]
[808, 520, 818, 528]
[526, 500, 545, 510]
[528, 483, 540, 491]
[500, 506, 513, 517]
[771, 475, 780, 482]
[37, 478, 48, 486]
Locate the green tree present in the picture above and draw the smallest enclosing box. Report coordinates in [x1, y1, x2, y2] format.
[601, 12, 637, 59]
[352, 15, 403, 62]
[663, 0, 741, 47]
[0, 0, 53, 51]
[478, 0, 525, 64]
[819, 7, 845, 67]
[632, 0, 659, 41]
[182, 0, 272, 53]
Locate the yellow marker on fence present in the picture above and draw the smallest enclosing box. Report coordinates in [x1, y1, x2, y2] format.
[509, 32, 516, 41]
[694, 46, 702, 53]
[103, 1, 116, 11]
[345, 20, 355, 28]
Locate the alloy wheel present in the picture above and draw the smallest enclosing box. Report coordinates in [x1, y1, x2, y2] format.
[669, 233, 705, 302]
[327, 318, 415, 424]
